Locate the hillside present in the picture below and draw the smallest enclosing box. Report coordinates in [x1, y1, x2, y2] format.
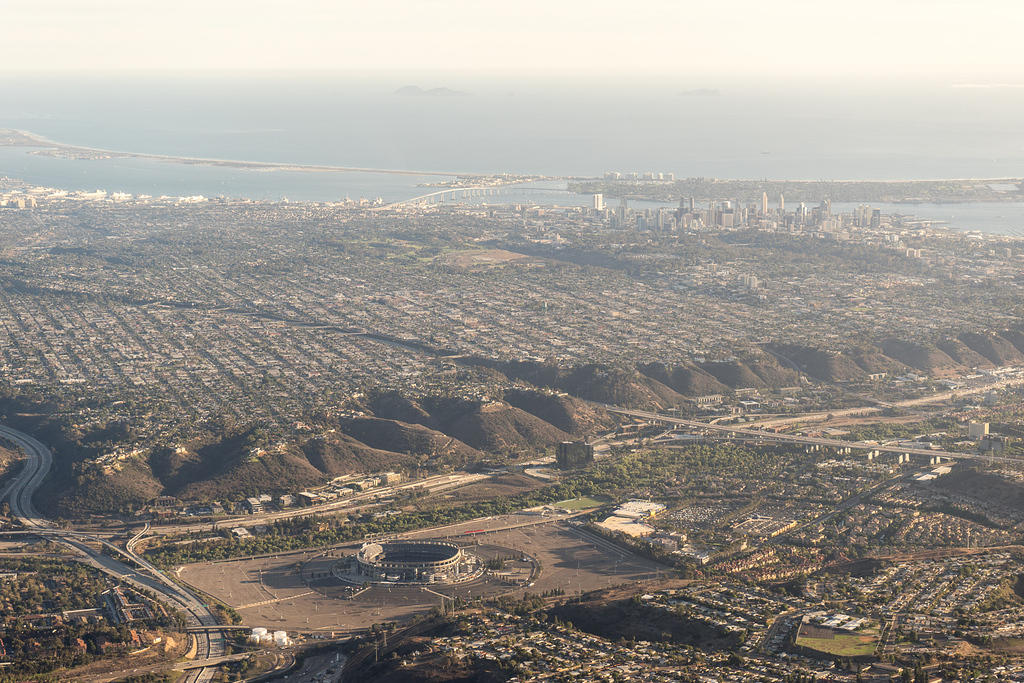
[880, 339, 962, 376]
[768, 344, 868, 382]
[473, 359, 685, 408]
[547, 593, 740, 648]
[933, 469, 1024, 512]
[699, 359, 769, 389]
[338, 416, 481, 463]
[423, 397, 571, 452]
[30, 322, 1024, 517]
[957, 331, 1024, 366]
[638, 362, 730, 396]
[936, 337, 995, 369]
[43, 389, 597, 514]
[502, 388, 616, 436]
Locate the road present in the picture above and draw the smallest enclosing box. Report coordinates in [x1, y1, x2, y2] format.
[604, 406, 1024, 465]
[0, 424, 225, 683]
[145, 470, 491, 536]
[376, 178, 534, 210]
[743, 372, 1024, 430]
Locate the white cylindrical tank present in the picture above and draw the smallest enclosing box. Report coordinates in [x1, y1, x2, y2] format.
[250, 627, 268, 643]
[273, 630, 291, 647]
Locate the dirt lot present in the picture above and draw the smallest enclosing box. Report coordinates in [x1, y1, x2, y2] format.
[425, 473, 546, 504]
[178, 513, 668, 633]
[439, 248, 535, 269]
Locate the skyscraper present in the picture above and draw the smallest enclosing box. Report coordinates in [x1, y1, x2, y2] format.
[761, 191, 768, 215]
[592, 193, 605, 211]
[778, 194, 784, 212]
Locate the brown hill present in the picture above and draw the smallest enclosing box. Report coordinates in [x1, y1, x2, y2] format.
[560, 364, 684, 407]
[366, 391, 433, 425]
[699, 359, 768, 389]
[176, 448, 327, 500]
[478, 359, 560, 389]
[425, 398, 571, 452]
[53, 460, 163, 517]
[299, 431, 413, 476]
[637, 362, 729, 397]
[879, 339, 962, 376]
[744, 352, 802, 387]
[847, 347, 910, 376]
[998, 328, 1024, 355]
[934, 469, 1024, 512]
[502, 388, 616, 436]
[105, 426, 420, 507]
[472, 358, 684, 408]
[936, 338, 994, 369]
[548, 594, 740, 648]
[769, 344, 867, 382]
[957, 332, 1024, 367]
[338, 417, 480, 463]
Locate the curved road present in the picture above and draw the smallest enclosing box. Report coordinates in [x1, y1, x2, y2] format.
[0, 424, 225, 682]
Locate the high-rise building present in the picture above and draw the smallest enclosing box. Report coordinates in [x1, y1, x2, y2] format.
[592, 193, 604, 211]
[556, 441, 595, 469]
[616, 200, 628, 226]
[761, 192, 769, 215]
[778, 194, 785, 212]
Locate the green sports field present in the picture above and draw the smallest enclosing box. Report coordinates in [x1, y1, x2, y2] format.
[552, 495, 612, 511]
[795, 623, 878, 657]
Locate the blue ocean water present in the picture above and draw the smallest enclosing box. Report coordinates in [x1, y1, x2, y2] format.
[1, 73, 1023, 231]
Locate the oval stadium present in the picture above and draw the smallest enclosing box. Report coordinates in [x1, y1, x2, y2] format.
[354, 541, 468, 583]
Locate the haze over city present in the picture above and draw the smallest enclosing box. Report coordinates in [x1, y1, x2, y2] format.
[1, 2, 1024, 682]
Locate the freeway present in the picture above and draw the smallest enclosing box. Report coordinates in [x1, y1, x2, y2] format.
[744, 372, 1024, 430]
[603, 406, 1024, 465]
[145, 470, 491, 537]
[0, 424, 225, 683]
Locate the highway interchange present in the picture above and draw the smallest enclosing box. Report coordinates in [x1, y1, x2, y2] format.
[604, 406, 1023, 465]
[0, 424, 225, 683]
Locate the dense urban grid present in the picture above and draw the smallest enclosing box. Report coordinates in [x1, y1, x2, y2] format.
[2, 176, 1024, 681]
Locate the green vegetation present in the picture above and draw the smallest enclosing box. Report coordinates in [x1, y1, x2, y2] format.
[843, 417, 958, 444]
[552, 495, 611, 511]
[145, 443, 805, 566]
[0, 558, 114, 614]
[0, 558, 182, 680]
[795, 630, 878, 657]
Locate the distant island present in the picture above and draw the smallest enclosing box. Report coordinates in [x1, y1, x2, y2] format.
[394, 85, 469, 97]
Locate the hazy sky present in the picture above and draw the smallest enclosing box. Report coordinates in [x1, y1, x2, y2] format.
[3, 0, 1022, 80]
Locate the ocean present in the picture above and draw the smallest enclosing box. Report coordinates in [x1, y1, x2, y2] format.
[1, 73, 1023, 233]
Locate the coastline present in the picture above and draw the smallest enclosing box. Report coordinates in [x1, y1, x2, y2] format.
[6, 128, 1024, 187]
[0, 128, 495, 179]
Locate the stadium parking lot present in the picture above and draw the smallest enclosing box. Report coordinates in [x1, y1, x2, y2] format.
[177, 513, 667, 631]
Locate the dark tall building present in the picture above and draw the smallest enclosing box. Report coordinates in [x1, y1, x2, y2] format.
[556, 441, 594, 469]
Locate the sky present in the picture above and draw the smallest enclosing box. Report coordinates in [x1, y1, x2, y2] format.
[1, 0, 1022, 81]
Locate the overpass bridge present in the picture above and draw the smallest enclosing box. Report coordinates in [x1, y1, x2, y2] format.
[377, 178, 539, 210]
[605, 407, 1021, 465]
